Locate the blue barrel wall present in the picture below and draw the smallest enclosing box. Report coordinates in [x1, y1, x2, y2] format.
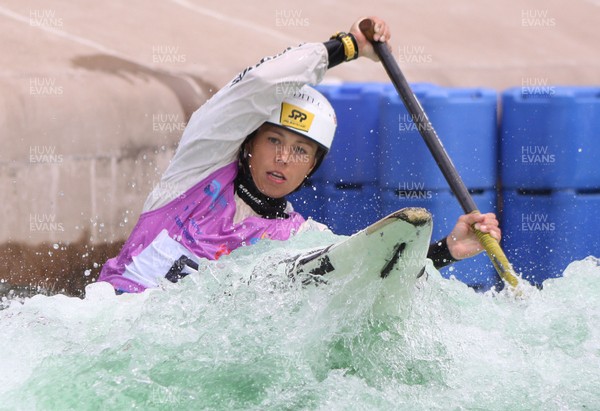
[500, 87, 600, 190]
[378, 83, 437, 189]
[500, 86, 600, 285]
[288, 82, 599, 291]
[321, 183, 382, 236]
[312, 83, 389, 184]
[381, 188, 501, 290]
[501, 189, 600, 286]
[289, 181, 381, 236]
[379, 85, 498, 190]
[288, 179, 326, 223]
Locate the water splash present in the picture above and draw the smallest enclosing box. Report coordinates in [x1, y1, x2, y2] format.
[1, 231, 599, 410]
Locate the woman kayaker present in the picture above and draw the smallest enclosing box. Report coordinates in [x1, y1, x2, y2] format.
[98, 16, 501, 293]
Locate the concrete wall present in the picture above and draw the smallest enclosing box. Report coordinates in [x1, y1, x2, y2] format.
[1, 0, 599, 294]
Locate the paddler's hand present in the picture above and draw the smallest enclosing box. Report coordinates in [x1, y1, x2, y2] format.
[446, 213, 502, 260]
[349, 16, 392, 61]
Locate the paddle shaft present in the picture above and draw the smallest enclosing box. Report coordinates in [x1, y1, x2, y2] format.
[358, 19, 520, 288]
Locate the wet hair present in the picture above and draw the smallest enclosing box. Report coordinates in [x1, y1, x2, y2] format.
[309, 147, 327, 178]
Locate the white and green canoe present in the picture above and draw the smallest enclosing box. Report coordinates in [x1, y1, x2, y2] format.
[287, 207, 433, 319]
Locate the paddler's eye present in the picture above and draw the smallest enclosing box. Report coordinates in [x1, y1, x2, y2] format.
[293, 146, 307, 155]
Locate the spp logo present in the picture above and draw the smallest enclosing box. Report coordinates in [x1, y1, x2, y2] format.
[280, 102, 314, 132]
[288, 109, 307, 122]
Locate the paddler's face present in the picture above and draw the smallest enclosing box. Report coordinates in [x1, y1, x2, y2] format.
[247, 124, 319, 199]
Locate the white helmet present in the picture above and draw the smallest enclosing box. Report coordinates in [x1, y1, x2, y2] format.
[266, 85, 337, 151]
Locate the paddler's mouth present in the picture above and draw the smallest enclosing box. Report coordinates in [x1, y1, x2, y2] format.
[266, 171, 287, 183]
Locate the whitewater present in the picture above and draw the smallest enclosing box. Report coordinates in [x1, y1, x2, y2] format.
[1, 229, 599, 410]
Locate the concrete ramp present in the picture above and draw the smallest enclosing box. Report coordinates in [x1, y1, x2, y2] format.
[0, 0, 598, 294]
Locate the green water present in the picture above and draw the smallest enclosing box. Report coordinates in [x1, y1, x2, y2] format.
[1, 230, 599, 410]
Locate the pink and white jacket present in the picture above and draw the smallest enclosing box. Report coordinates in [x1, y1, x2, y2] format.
[98, 43, 330, 293]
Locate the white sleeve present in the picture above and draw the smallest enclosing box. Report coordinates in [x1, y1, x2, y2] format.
[143, 42, 330, 211]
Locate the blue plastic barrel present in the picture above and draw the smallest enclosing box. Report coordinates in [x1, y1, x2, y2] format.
[288, 179, 326, 223]
[312, 83, 389, 184]
[501, 189, 600, 286]
[321, 183, 382, 236]
[500, 87, 600, 190]
[379, 85, 498, 190]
